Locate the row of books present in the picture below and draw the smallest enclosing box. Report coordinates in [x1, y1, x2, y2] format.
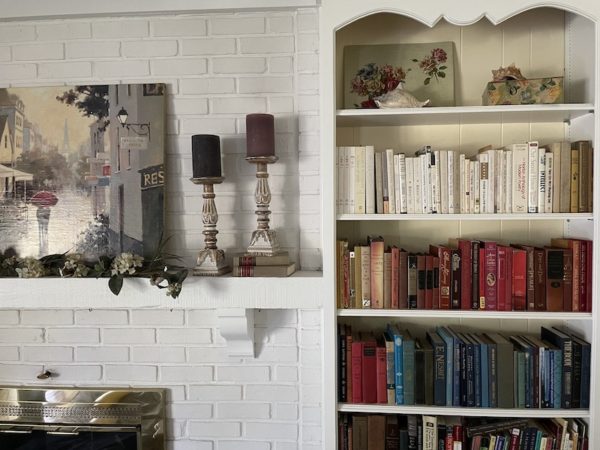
[338, 325, 590, 410]
[336, 237, 592, 312]
[336, 140, 593, 215]
[338, 414, 588, 450]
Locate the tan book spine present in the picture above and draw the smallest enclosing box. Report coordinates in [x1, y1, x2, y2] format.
[370, 238, 385, 308]
[353, 246, 363, 308]
[559, 141, 571, 212]
[360, 245, 371, 308]
[570, 148, 579, 213]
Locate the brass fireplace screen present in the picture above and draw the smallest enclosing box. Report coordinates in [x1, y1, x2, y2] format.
[0, 387, 165, 450]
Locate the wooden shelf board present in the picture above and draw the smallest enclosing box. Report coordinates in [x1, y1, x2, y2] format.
[337, 213, 593, 221]
[336, 104, 594, 127]
[337, 309, 592, 320]
[337, 403, 590, 418]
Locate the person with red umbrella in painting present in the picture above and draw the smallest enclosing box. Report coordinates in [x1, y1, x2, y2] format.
[30, 191, 58, 256]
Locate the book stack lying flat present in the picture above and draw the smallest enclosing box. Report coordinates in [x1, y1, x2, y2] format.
[231, 251, 296, 277]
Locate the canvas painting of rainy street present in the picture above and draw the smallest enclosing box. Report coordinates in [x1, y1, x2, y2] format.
[0, 84, 165, 259]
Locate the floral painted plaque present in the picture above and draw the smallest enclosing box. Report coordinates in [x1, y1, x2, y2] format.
[343, 42, 455, 108]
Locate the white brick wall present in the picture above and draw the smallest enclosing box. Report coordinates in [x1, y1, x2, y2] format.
[0, 308, 323, 450]
[0, 8, 322, 450]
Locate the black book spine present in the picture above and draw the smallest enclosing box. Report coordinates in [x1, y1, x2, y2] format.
[465, 337, 475, 407]
[580, 341, 591, 409]
[570, 339, 582, 408]
[408, 255, 418, 309]
[488, 343, 497, 408]
[459, 338, 467, 406]
[541, 327, 572, 408]
[451, 248, 461, 309]
[338, 326, 346, 402]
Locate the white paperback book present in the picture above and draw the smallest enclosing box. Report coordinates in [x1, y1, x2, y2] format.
[413, 156, 423, 214]
[538, 147, 546, 213]
[354, 146, 366, 214]
[505, 150, 513, 213]
[386, 148, 396, 214]
[432, 150, 440, 214]
[365, 145, 375, 214]
[459, 153, 466, 213]
[477, 152, 489, 214]
[374, 151, 384, 214]
[528, 141, 539, 213]
[398, 153, 407, 213]
[545, 150, 554, 213]
[347, 146, 356, 215]
[406, 157, 415, 214]
[510, 143, 529, 213]
[393, 154, 401, 214]
[486, 149, 496, 213]
[419, 152, 430, 214]
[335, 147, 341, 214]
[339, 147, 348, 214]
[447, 151, 456, 214]
[439, 150, 448, 214]
[496, 149, 504, 214]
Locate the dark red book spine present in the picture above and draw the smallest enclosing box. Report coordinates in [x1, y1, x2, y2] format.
[579, 240, 587, 312]
[417, 254, 426, 309]
[456, 240, 472, 310]
[479, 247, 486, 310]
[351, 341, 363, 403]
[391, 247, 400, 309]
[430, 245, 451, 309]
[398, 250, 408, 309]
[376, 345, 387, 404]
[471, 241, 480, 310]
[425, 255, 434, 309]
[586, 240, 592, 312]
[504, 246, 513, 311]
[497, 245, 508, 312]
[362, 340, 377, 403]
[534, 247, 546, 311]
[482, 241, 498, 310]
[512, 248, 527, 311]
[433, 256, 440, 310]
[563, 250, 573, 312]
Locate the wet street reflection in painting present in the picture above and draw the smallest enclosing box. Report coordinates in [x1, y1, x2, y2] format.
[0, 85, 165, 259]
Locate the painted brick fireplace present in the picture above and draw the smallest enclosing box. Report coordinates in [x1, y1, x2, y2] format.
[0, 6, 322, 450]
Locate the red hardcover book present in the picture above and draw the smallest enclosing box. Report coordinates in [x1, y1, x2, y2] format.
[504, 246, 513, 311]
[452, 425, 463, 444]
[449, 238, 472, 310]
[551, 238, 580, 311]
[545, 248, 565, 312]
[562, 249, 573, 312]
[351, 338, 363, 403]
[512, 248, 527, 311]
[391, 246, 400, 309]
[417, 254, 426, 309]
[383, 248, 392, 309]
[425, 255, 434, 309]
[361, 335, 377, 403]
[376, 344, 387, 404]
[534, 247, 546, 311]
[398, 250, 408, 309]
[481, 241, 498, 310]
[433, 256, 440, 309]
[579, 240, 588, 312]
[479, 247, 486, 310]
[513, 244, 535, 310]
[429, 245, 451, 309]
[508, 428, 521, 450]
[345, 326, 353, 402]
[497, 245, 508, 311]
[585, 240, 592, 312]
[445, 432, 454, 450]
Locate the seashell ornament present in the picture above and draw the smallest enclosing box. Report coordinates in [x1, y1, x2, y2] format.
[373, 83, 430, 108]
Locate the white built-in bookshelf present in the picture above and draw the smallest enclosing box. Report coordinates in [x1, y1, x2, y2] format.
[320, 0, 599, 448]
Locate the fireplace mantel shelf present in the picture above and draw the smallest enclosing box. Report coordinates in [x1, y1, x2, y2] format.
[0, 271, 323, 310]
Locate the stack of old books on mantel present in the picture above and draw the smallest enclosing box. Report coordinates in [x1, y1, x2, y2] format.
[231, 252, 296, 277]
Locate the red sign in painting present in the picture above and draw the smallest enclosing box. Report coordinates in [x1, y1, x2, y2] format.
[102, 165, 111, 176]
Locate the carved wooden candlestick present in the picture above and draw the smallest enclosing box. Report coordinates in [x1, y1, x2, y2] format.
[246, 155, 281, 256]
[190, 176, 230, 276]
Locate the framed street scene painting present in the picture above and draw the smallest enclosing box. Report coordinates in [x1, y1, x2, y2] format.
[0, 84, 165, 259]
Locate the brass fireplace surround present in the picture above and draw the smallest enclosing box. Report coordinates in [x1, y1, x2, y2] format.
[0, 386, 166, 449]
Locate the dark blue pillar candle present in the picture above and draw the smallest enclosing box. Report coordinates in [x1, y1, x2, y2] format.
[192, 134, 222, 178]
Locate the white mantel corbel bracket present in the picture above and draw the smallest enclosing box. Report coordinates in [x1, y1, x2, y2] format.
[216, 308, 255, 358]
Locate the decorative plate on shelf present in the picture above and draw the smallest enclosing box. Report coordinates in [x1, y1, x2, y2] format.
[343, 41, 456, 108]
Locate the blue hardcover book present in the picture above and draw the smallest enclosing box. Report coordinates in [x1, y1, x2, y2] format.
[468, 333, 483, 408]
[541, 326, 572, 408]
[447, 327, 464, 407]
[459, 332, 475, 407]
[402, 329, 416, 406]
[426, 330, 446, 406]
[523, 334, 551, 409]
[387, 324, 404, 405]
[550, 346, 562, 408]
[472, 334, 489, 408]
[570, 333, 591, 409]
[436, 327, 455, 406]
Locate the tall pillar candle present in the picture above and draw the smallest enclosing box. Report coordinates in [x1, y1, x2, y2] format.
[192, 134, 222, 178]
[246, 113, 275, 157]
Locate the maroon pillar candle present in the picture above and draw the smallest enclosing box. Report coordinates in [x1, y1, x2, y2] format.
[192, 134, 222, 178]
[246, 113, 275, 157]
